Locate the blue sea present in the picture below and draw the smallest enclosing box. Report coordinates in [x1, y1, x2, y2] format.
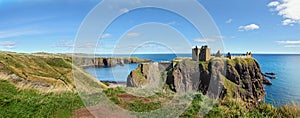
[84, 54, 300, 106]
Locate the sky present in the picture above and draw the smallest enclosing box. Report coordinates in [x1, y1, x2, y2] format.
[0, 0, 300, 54]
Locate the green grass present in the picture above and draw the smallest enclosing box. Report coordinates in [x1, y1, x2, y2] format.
[125, 100, 162, 112]
[102, 87, 300, 118]
[205, 99, 300, 118]
[2, 82, 296, 118]
[45, 58, 72, 69]
[0, 51, 106, 92]
[180, 93, 204, 117]
[0, 80, 84, 118]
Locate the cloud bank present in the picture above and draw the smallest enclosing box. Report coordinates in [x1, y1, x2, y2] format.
[268, 0, 300, 26]
[277, 40, 300, 48]
[0, 41, 16, 49]
[277, 40, 300, 44]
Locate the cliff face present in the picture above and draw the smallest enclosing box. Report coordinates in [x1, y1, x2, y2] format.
[73, 57, 151, 68]
[127, 58, 271, 105]
[127, 62, 172, 88]
[196, 58, 268, 105]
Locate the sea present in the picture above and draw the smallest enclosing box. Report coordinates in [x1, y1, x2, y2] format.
[84, 54, 300, 106]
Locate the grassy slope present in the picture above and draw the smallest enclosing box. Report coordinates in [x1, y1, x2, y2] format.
[0, 80, 84, 117]
[0, 51, 107, 92]
[0, 51, 107, 117]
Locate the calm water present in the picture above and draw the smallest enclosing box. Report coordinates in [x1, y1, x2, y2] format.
[254, 54, 300, 106]
[85, 54, 300, 106]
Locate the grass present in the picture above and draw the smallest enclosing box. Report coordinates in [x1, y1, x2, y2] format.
[125, 100, 162, 112]
[1, 79, 299, 118]
[0, 51, 108, 92]
[0, 80, 84, 118]
[205, 99, 300, 118]
[0, 52, 75, 91]
[102, 87, 300, 118]
[180, 93, 204, 117]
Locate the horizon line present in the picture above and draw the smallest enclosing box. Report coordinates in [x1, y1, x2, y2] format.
[1, 50, 300, 55]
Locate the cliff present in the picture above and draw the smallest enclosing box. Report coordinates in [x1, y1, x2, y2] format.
[127, 57, 271, 106]
[0, 51, 107, 93]
[73, 57, 151, 68]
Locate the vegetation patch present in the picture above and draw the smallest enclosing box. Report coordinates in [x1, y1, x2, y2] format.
[0, 80, 84, 118]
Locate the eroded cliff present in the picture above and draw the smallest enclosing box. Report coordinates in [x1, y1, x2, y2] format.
[127, 57, 271, 106]
[73, 57, 151, 68]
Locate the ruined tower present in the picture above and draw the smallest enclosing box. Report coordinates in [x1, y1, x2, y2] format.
[199, 45, 210, 61]
[192, 45, 211, 61]
[192, 46, 201, 61]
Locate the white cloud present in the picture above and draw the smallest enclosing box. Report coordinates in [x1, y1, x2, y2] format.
[282, 19, 296, 26]
[76, 42, 95, 48]
[0, 41, 16, 49]
[277, 40, 300, 44]
[238, 24, 260, 31]
[268, 1, 280, 7]
[55, 40, 99, 49]
[284, 45, 300, 48]
[100, 33, 112, 39]
[119, 8, 129, 13]
[225, 19, 233, 24]
[0, 30, 42, 39]
[193, 38, 215, 43]
[55, 40, 74, 48]
[125, 32, 140, 38]
[277, 40, 300, 48]
[268, 0, 300, 25]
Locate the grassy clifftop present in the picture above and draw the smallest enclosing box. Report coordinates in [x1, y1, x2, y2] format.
[0, 51, 107, 92]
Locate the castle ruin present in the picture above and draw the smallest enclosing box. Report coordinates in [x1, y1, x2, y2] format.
[192, 45, 252, 62]
[192, 45, 211, 61]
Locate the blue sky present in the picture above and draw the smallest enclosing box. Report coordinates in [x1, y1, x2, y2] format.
[0, 0, 300, 54]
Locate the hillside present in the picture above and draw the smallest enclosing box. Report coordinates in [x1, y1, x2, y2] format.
[0, 51, 107, 92]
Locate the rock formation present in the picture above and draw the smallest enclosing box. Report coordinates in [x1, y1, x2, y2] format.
[73, 57, 151, 68]
[127, 58, 272, 106]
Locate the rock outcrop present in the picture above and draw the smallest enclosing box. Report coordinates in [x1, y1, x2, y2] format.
[127, 62, 172, 88]
[127, 58, 271, 106]
[73, 57, 151, 68]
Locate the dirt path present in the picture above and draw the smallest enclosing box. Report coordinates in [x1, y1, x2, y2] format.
[72, 103, 136, 118]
